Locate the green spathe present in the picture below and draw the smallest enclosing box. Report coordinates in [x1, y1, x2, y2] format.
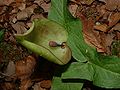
[15, 18, 71, 65]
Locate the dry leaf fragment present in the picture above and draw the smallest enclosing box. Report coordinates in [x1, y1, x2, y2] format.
[15, 55, 36, 80]
[99, 0, 120, 11]
[108, 12, 120, 28]
[40, 80, 51, 89]
[75, 0, 95, 5]
[94, 23, 108, 32]
[20, 79, 32, 90]
[4, 61, 15, 76]
[76, 13, 105, 52]
[17, 4, 37, 20]
[40, 2, 50, 12]
[0, 0, 15, 6]
[1, 82, 15, 90]
[12, 22, 27, 34]
[69, 3, 78, 17]
[112, 23, 120, 31]
[32, 82, 46, 90]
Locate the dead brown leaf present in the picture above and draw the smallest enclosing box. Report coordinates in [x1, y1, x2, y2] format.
[112, 23, 120, 31]
[68, 2, 78, 17]
[40, 2, 50, 12]
[105, 0, 120, 11]
[11, 22, 27, 34]
[20, 79, 33, 90]
[40, 80, 51, 89]
[108, 12, 120, 28]
[116, 32, 120, 40]
[94, 23, 108, 32]
[76, 13, 105, 52]
[4, 61, 15, 76]
[0, 0, 15, 6]
[17, 4, 37, 20]
[75, 0, 95, 5]
[31, 14, 44, 21]
[15, 55, 36, 80]
[32, 82, 46, 90]
[1, 82, 15, 90]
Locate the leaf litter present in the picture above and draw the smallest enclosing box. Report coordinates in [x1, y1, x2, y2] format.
[0, 0, 120, 89]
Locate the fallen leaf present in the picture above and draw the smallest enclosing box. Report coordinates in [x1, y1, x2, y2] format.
[111, 23, 120, 32]
[40, 2, 51, 12]
[94, 23, 108, 32]
[0, 0, 15, 6]
[4, 61, 15, 76]
[1, 82, 15, 90]
[68, 2, 78, 17]
[105, 0, 120, 11]
[31, 14, 44, 21]
[40, 80, 51, 89]
[15, 55, 36, 80]
[32, 82, 46, 90]
[76, 13, 105, 52]
[108, 12, 120, 28]
[99, 32, 115, 54]
[11, 22, 27, 34]
[75, 0, 95, 5]
[0, 6, 7, 15]
[20, 79, 32, 90]
[116, 32, 120, 40]
[34, 0, 44, 6]
[17, 4, 37, 20]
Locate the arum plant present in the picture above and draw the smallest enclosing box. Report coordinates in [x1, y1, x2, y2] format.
[15, 0, 120, 89]
[15, 18, 71, 65]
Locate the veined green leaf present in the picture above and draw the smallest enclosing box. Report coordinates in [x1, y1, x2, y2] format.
[48, 0, 96, 62]
[49, 0, 120, 88]
[51, 76, 83, 90]
[15, 18, 71, 65]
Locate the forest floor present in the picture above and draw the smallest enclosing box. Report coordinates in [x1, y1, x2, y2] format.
[0, 0, 120, 90]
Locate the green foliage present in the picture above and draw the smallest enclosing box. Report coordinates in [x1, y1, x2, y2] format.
[49, 0, 120, 89]
[0, 29, 4, 42]
[51, 77, 83, 90]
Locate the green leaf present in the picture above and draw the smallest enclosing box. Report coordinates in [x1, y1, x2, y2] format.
[51, 76, 83, 90]
[48, 0, 96, 62]
[62, 57, 120, 88]
[49, 0, 120, 88]
[0, 29, 4, 42]
[15, 18, 71, 65]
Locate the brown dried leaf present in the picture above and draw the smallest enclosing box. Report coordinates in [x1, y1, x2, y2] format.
[32, 82, 46, 90]
[4, 61, 15, 76]
[20, 79, 32, 90]
[108, 12, 120, 28]
[17, 4, 37, 20]
[112, 23, 120, 31]
[105, 0, 120, 11]
[75, 0, 95, 5]
[94, 23, 108, 32]
[1, 82, 15, 90]
[11, 22, 27, 34]
[40, 80, 51, 89]
[0, 0, 15, 6]
[31, 14, 44, 21]
[68, 3, 78, 17]
[15, 56, 36, 80]
[76, 13, 105, 52]
[40, 2, 50, 12]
